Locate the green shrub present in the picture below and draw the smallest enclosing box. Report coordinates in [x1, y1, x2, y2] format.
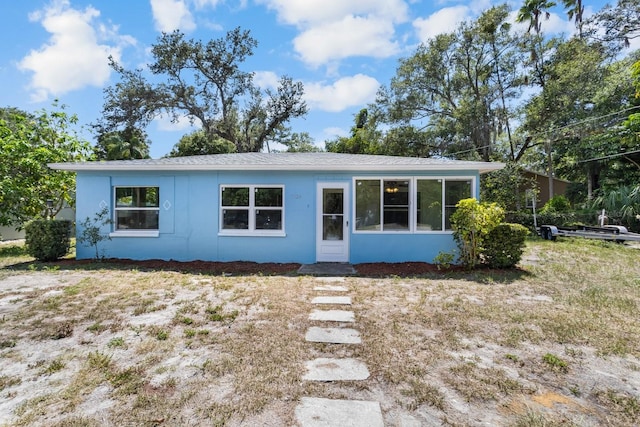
[484, 223, 529, 268]
[540, 195, 571, 213]
[433, 250, 456, 270]
[77, 207, 112, 259]
[25, 220, 71, 261]
[451, 198, 504, 268]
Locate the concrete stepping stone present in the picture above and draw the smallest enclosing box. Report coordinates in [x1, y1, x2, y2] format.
[313, 285, 349, 292]
[309, 309, 355, 323]
[305, 327, 361, 344]
[303, 358, 370, 381]
[315, 276, 347, 282]
[295, 397, 384, 427]
[311, 296, 351, 305]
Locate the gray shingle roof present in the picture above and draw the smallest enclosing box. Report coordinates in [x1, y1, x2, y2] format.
[49, 152, 504, 173]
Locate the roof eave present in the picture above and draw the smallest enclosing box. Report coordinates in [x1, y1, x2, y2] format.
[49, 162, 505, 173]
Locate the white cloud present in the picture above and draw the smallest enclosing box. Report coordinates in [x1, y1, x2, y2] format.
[253, 71, 280, 89]
[323, 126, 348, 138]
[192, 0, 222, 9]
[150, 0, 196, 32]
[18, 0, 133, 102]
[258, 0, 408, 26]
[258, 0, 408, 67]
[413, 5, 470, 41]
[294, 15, 399, 67]
[540, 12, 576, 35]
[154, 114, 201, 131]
[304, 74, 379, 112]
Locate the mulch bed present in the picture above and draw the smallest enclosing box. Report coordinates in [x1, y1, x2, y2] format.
[354, 262, 464, 276]
[45, 258, 464, 277]
[53, 258, 302, 275]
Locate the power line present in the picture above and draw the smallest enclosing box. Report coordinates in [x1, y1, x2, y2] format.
[577, 148, 640, 164]
[445, 105, 640, 158]
[536, 105, 640, 139]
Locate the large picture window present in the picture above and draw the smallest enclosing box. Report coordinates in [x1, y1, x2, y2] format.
[355, 177, 473, 233]
[220, 185, 283, 234]
[114, 187, 159, 231]
[355, 178, 410, 232]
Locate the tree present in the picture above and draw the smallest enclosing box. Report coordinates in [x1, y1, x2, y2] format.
[481, 161, 534, 211]
[0, 105, 92, 227]
[516, 0, 557, 35]
[100, 27, 307, 154]
[276, 131, 322, 152]
[325, 108, 383, 154]
[585, 0, 640, 49]
[94, 126, 150, 160]
[520, 41, 637, 199]
[516, 0, 558, 90]
[562, 0, 585, 37]
[377, 6, 525, 161]
[477, 5, 523, 161]
[168, 130, 235, 157]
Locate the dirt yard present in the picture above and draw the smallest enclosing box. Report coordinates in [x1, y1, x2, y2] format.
[0, 239, 639, 426]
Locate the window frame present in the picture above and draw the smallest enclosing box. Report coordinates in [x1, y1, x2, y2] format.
[218, 184, 285, 237]
[352, 176, 475, 234]
[111, 186, 160, 237]
[416, 178, 474, 233]
[354, 177, 413, 233]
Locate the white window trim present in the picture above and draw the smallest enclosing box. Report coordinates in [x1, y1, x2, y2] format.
[110, 230, 160, 238]
[414, 177, 474, 233]
[218, 185, 285, 237]
[113, 186, 160, 235]
[353, 177, 413, 234]
[352, 176, 475, 234]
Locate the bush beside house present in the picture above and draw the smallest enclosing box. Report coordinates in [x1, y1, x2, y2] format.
[451, 198, 528, 269]
[484, 223, 529, 268]
[25, 220, 72, 261]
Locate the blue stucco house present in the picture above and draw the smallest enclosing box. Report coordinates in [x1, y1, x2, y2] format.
[50, 153, 503, 264]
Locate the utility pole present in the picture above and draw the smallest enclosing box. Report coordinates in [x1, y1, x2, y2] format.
[546, 139, 554, 200]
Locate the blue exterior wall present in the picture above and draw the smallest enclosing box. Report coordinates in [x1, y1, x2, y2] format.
[74, 169, 480, 263]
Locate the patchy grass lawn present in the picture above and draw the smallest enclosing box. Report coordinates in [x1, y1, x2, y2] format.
[0, 238, 639, 426]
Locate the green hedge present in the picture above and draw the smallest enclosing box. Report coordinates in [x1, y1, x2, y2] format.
[483, 223, 529, 269]
[25, 220, 72, 261]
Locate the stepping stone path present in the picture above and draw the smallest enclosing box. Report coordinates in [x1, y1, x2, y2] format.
[296, 281, 385, 426]
[305, 327, 362, 344]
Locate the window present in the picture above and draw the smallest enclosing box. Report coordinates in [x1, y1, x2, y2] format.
[444, 180, 472, 229]
[416, 179, 443, 231]
[114, 187, 159, 231]
[355, 177, 473, 233]
[355, 180, 381, 231]
[383, 180, 409, 230]
[417, 179, 472, 231]
[355, 179, 409, 231]
[220, 185, 283, 234]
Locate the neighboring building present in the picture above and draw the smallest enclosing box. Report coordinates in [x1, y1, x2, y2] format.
[522, 170, 570, 208]
[50, 153, 503, 264]
[0, 206, 75, 241]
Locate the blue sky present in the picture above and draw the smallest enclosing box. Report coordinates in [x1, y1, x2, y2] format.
[0, 0, 611, 158]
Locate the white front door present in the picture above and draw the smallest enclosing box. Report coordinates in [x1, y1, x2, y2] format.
[316, 182, 350, 262]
